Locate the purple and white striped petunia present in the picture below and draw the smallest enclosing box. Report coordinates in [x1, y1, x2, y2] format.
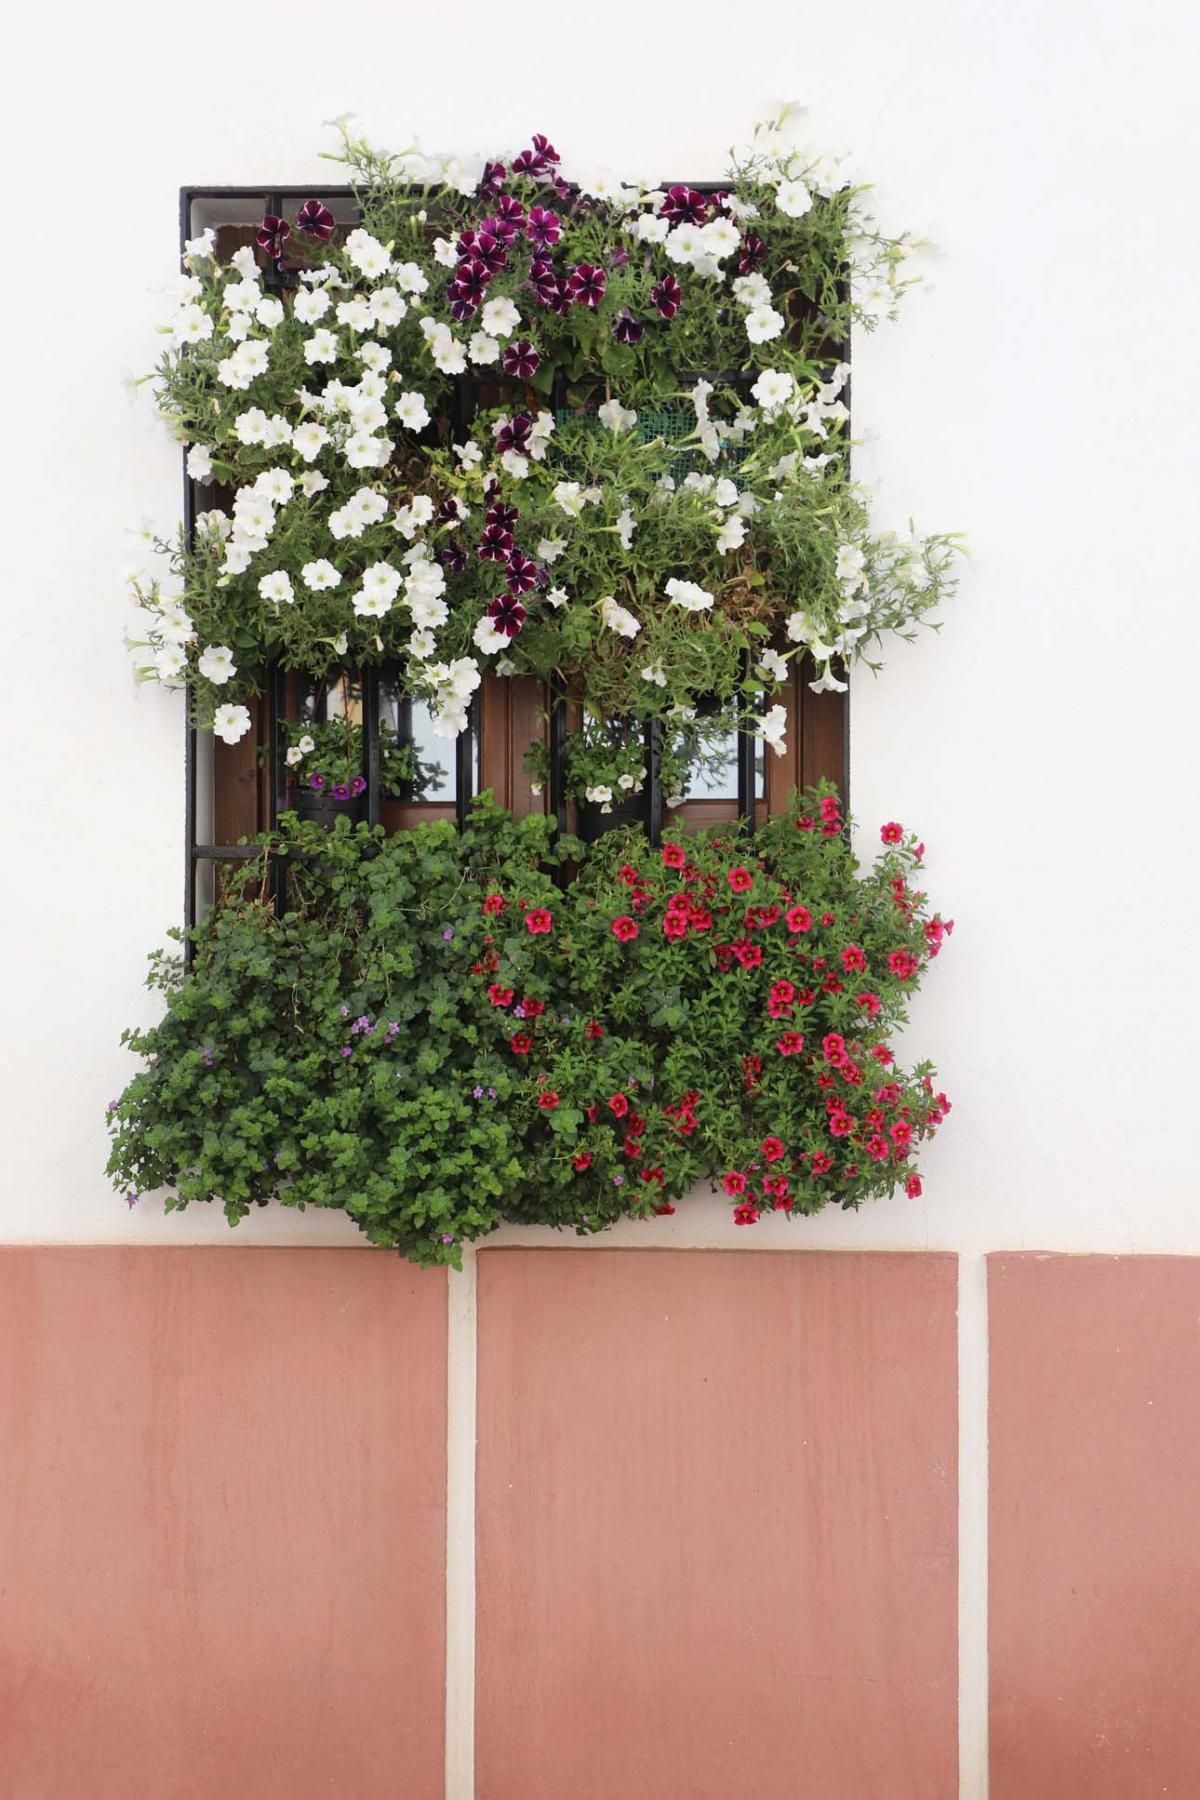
[296, 199, 335, 241]
[567, 262, 607, 309]
[487, 593, 527, 636]
[502, 339, 541, 379]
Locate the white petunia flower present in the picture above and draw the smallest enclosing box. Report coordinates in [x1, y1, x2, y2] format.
[809, 664, 849, 694]
[616, 507, 636, 549]
[545, 586, 569, 609]
[751, 368, 796, 413]
[258, 571, 294, 605]
[198, 644, 236, 685]
[186, 444, 213, 482]
[153, 644, 188, 681]
[293, 288, 331, 325]
[409, 628, 438, 659]
[598, 595, 641, 638]
[225, 311, 252, 343]
[216, 340, 270, 389]
[360, 560, 403, 605]
[300, 471, 328, 497]
[255, 295, 285, 330]
[500, 450, 529, 479]
[430, 333, 467, 374]
[598, 397, 637, 434]
[635, 213, 669, 244]
[395, 390, 431, 431]
[745, 304, 785, 344]
[432, 237, 458, 269]
[537, 537, 566, 563]
[700, 216, 740, 260]
[291, 422, 329, 462]
[665, 224, 704, 265]
[756, 704, 789, 754]
[285, 745, 304, 767]
[345, 432, 392, 469]
[641, 663, 667, 687]
[262, 414, 292, 448]
[368, 286, 407, 330]
[732, 272, 772, 309]
[468, 332, 501, 366]
[358, 342, 392, 374]
[229, 245, 258, 279]
[836, 542, 868, 591]
[158, 605, 195, 645]
[336, 297, 373, 333]
[480, 295, 520, 338]
[455, 440, 483, 469]
[303, 328, 339, 365]
[253, 468, 294, 505]
[344, 228, 392, 278]
[473, 615, 509, 655]
[585, 786, 614, 808]
[665, 577, 714, 612]
[234, 407, 270, 446]
[392, 261, 429, 296]
[758, 648, 789, 684]
[553, 481, 586, 518]
[716, 515, 746, 553]
[183, 228, 216, 263]
[224, 278, 261, 313]
[173, 303, 213, 347]
[301, 560, 341, 591]
[776, 178, 813, 219]
[213, 703, 252, 744]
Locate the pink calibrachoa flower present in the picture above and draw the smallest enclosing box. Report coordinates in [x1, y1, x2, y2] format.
[726, 866, 754, 893]
[732, 1201, 760, 1227]
[776, 1033, 806, 1057]
[483, 892, 506, 916]
[510, 1033, 533, 1055]
[888, 949, 919, 979]
[722, 1170, 747, 1196]
[881, 821, 904, 844]
[841, 944, 866, 973]
[905, 1175, 923, 1198]
[573, 1151, 593, 1171]
[761, 1137, 785, 1163]
[608, 1093, 630, 1118]
[612, 916, 639, 942]
[785, 904, 812, 933]
[524, 908, 553, 934]
[538, 1091, 560, 1110]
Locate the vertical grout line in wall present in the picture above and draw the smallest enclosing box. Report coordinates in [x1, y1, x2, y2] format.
[958, 1252, 989, 1799]
[445, 1249, 478, 1800]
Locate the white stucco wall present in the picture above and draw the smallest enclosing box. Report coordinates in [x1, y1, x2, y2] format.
[4, 0, 1198, 1252]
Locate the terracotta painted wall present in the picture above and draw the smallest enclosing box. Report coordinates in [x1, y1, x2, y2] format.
[0, 1249, 447, 1800]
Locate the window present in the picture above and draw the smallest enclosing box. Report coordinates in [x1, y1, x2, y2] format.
[182, 186, 848, 933]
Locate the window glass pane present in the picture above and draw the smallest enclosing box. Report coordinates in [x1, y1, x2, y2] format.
[667, 708, 765, 805]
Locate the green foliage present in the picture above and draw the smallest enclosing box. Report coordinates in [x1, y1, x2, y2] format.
[107, 792, 952, 1265]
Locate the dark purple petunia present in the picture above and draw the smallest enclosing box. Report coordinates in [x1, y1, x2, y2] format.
[526, 205, 562, 249]
[510, 149, 539, 176]
[481, 214, 517, 248]
[650, 274, 682, 319]
[531, 134, 559, 166]
[738, 232, 766, 273]
[472, 231, 508, 274]
[506, 550, 539, 594]
[447, 283, 479, 323]
[567, 262, 606, 309]
[481, 160, 507, 194]
[551, 175, 573, 202]
[309, 772, 326, 790]
[436, 498, 463, 526]
[544, 276, 573, 315]
[350, 775, 367, 796]
[451, 258, 491, 307]
[659, 184, 709, 227]
[256, 213, 290, 257]
[296, 200, 336, 241]
[331, 783, 351, 800]
[486, 502, 519, 532]
[609, 244, 630, 270]
[496, 412, 533, 454]
[478, 524, 514, 561]
[441, 542, 469, 573]
[496, 193, 526, 230]
[611, 308, 645, 345]
[487, 594, 527, 637]
[502, 339, 541, 379]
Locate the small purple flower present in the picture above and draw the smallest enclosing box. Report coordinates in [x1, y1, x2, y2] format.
[496, 413, 533, 455]
[496, 193, 526, 230]
[106, 1099, 118, 1114]
[477, 523, 514, 562]
[487, 594, 526, 638]
[202, 1046, 215, 1067]
[331, 783, 352, 801]
[480, 214, 518, 249]
[296, 200, 335, 242]
[567, 262, 606, 309]
[526, 205, 562, 249]
[651, 275, 682, 319]
[480, 160, 507, 194]
[351, 1015, 373, 1035]
[309, 772, 327, 790]
[340, 1046, 353, 1058]
[612, 1174, 625, 1187]
[505, 550, 539, 594]
[659, 184, 708, 227]
[611, 308, 645, 346]
[738, 232, 766, 273]
[442, 927, 455, 941]
[473, 1085, 485, 1099]
[125, 1191, 139, 1209]
[256, 213, 290, 257]
[350, 775, 367, 796]
[340, 1004, 350, 1016]
[512, 1004, 527, 1019]
[501, 339, 540, 380]
[487, 1087, 498, 1100]
[386, 1020, 400, 1038]
[440, 1233, 457, 1245]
